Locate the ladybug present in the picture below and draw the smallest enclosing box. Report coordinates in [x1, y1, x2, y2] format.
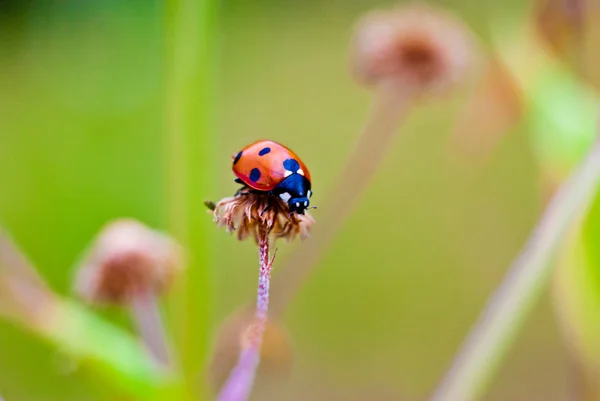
[232, 140, 313, 214]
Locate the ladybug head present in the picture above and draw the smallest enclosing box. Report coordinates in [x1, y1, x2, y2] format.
[274, 174, 313, 215]
[288, 196, 310, 215]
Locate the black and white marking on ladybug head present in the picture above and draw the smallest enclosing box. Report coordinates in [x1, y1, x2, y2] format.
[279, 192, 292, 202]
[273, 169, 312, 215]
[288, 196, 310, 214]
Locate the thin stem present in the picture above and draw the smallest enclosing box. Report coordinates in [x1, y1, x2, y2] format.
[130, 290, 173, 368]
[164, 0, 216, 385]
[270, 86, 414, 318]
[430, 131, 600, 401]
[217, 229, 274, 401]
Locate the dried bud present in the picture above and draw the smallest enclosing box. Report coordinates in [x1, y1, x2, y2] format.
[212, 190, 314, 243]
[534, 0, 585, 59]
[208, 306, 293, 392]
[75, 219, 184, 305]
[351, 3, 476, 94]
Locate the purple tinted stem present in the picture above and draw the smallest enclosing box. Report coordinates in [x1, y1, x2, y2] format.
[130, 290, 172, 368]
[216, 347, 261, 401]
[431, 135, 600, 401]
[217, 231, 273, 401]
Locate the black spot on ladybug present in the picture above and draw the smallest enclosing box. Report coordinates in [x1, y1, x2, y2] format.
[258, 147, 271, 156]
[249, 168, 261, 182]
[283, 159, 300, 172]
[233, 151, 243, 165]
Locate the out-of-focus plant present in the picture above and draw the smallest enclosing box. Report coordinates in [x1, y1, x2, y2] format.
[531, 1, 600, 397]
[0, 229, 188, 400]
[432, 130, 600, 401]
[0, 0, 218, 398]
[164, 0, 217, 396]
[74, 218, 185, 369]
[431, 1, 600, 399]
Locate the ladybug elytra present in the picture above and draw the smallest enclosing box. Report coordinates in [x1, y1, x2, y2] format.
[232, 140, 313, 214]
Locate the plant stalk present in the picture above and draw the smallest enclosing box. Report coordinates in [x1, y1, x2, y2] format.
[217, 229, 274, 401]
[430, 127, 600, 401]
[164, 0, 216, 386]
[131, 290, 173, 369]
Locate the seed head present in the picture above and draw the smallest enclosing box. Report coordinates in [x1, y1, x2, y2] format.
[75, 218, 185, 305]
[534, 0, 585, 59]
[212, 189, 314, 242]
[351, 3, 476, 94]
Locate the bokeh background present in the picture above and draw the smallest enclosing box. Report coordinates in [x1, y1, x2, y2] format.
[0, 0, 589, 400]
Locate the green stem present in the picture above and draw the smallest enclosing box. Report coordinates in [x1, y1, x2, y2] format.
[164, 0, 217, 395]
[430, 131, 600, 401]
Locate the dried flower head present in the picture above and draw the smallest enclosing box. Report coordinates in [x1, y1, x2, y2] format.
[534, 0, 585, 59]
[212, 189, 314, 242]
[351, 3, 476, 94]
[207, 306, 293, 392]
[75, 218, 185, 305]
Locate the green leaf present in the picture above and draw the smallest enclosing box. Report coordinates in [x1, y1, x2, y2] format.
[555, 184, 600, 371]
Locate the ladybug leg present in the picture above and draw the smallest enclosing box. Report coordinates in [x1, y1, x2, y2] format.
[259, 191, 275, 215]
[233, 178, 248, 196]
[235, 186, 254, 197]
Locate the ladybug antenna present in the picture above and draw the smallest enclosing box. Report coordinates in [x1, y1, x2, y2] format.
[306, 206, 318, 210]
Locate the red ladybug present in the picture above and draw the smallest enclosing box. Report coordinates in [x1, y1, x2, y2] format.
[232, 140, 313, 214]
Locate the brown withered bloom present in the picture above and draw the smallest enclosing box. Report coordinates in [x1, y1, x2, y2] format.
[534, 0, 585, 63]
[75, 218, 184, 305]
[351, 2, 475, 94]
[212, 189, 314, 243]
[75, 218, 184, 367]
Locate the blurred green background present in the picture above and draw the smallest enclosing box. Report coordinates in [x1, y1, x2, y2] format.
[0, 0, 574, 400]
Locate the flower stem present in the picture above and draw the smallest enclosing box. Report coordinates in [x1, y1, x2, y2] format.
[130, 290, 173, 369]
[430, 128, 600, 401]
[270, 86, 413, 318]
[217, 229, 274, 401]
[164, 0, 216, 387]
